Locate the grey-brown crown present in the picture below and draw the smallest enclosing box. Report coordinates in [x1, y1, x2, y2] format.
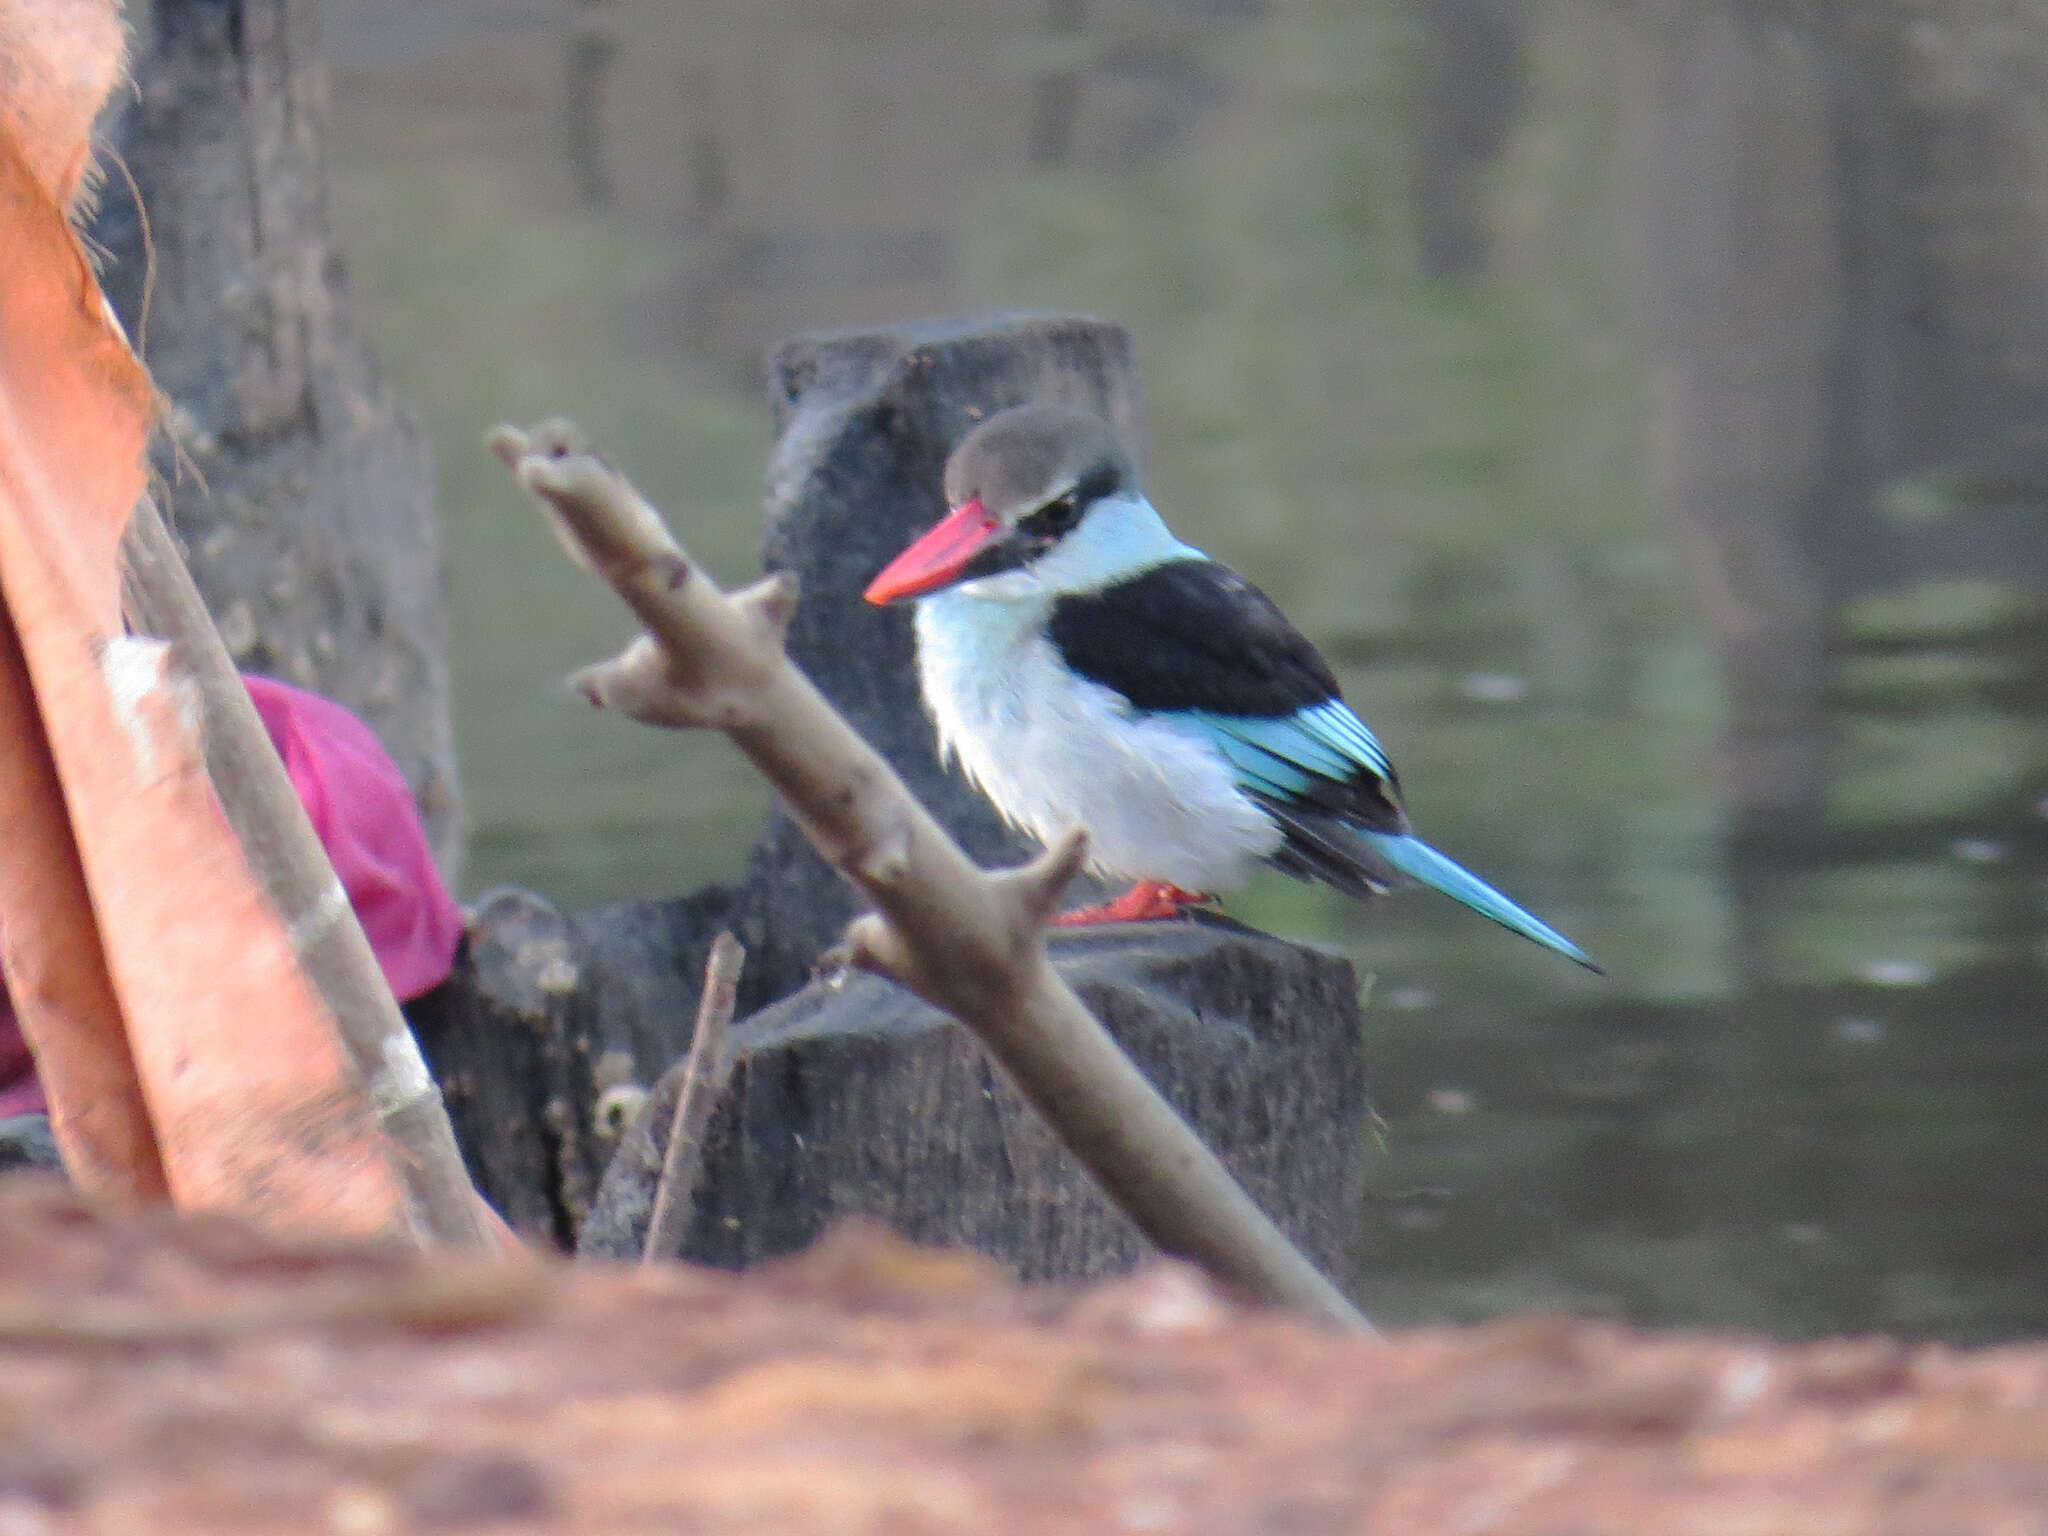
[942, 404, 1134, 521]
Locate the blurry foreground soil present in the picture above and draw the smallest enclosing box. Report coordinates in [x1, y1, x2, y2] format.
[1, 1176, 2044, 1534]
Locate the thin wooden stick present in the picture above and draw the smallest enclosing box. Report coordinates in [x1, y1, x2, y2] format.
[119, 495, 497, 1251]
[642, 931, 744, 1265]
[490, 420, 1369, 1330]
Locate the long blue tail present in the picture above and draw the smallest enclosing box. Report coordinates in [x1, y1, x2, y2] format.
[1359, 830, 1601, 973]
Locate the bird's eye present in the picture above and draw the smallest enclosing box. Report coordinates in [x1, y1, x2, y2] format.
[1030, 493, 1081, 537]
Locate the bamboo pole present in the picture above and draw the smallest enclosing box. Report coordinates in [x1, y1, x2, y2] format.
[490, 419, 1370, 1330]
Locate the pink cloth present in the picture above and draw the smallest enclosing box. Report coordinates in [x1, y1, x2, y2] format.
[241, 676, 463, 1003]
[0, 675, 463, 1120]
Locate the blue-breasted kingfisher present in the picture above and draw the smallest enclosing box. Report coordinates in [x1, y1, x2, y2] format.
[864, 402, 1599, 972]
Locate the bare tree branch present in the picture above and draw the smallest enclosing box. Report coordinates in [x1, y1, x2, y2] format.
[489, 419, 1369, 1331]
[642, 931, 744, 1266]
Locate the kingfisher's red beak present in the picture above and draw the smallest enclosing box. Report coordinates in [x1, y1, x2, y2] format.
[863, 499, 1003, 605]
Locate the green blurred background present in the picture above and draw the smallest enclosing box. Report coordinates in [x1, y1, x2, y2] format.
[321, 0, 2048, 1337]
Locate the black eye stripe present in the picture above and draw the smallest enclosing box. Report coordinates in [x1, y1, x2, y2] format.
[1018, 493, 1081, 540]
[1074, 463, 1123, 504]
[1016, 462, 1123, 543]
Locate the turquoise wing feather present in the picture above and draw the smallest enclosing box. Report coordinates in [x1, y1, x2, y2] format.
[1178, 701, 1392, 800]
[1167, 701, 1600, 972]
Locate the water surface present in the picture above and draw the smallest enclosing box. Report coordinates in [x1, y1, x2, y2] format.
[324, 0, 2048, 1338]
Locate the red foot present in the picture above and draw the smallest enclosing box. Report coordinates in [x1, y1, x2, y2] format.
[1050, 880, 1209, 927]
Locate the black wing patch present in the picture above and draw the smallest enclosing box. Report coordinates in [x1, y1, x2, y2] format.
[1047, 559, 1341, 718]
[1258, 795, 1408, 887]
[1048, 559, 1407, 840]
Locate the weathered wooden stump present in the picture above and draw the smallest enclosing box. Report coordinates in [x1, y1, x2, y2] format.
[409, 886, 737, 1246]
[409, 314, 1370, 1276]
[580, 921, 1366, 1281]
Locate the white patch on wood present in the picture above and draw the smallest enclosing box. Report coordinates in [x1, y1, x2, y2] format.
[289, 877, 352, 954]
[371, 1032, 436, 1117]
[99, 635, 180, 778]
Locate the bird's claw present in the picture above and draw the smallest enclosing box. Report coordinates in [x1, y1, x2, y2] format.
[1049, 881, 1209, 926]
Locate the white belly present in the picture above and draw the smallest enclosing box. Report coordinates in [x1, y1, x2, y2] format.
[915, 595, 1282, 892]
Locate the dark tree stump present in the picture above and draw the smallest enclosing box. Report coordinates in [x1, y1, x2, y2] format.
[94, 0, 464, 878]
[410, 885, 736, 1248]
[568, 920, 1367, 1282]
